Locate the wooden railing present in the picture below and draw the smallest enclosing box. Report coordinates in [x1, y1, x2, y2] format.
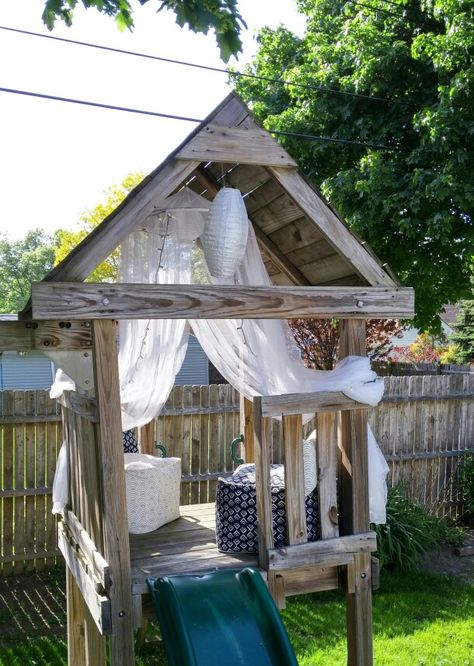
[1, 373, 473, 575]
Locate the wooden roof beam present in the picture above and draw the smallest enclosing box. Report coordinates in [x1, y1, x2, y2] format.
[31, 282, 415, 321]
[266, 166, 395, 287]
[177, 124, 297, 168]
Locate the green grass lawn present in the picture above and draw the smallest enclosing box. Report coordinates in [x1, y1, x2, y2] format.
[282, 571, 474, 666]
[0, 569, 473, 665]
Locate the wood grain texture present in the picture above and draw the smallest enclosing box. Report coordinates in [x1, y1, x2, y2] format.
[316, 412, 339, 539]
[84, 603, 106, 666]
[240, 396, 255, 463]
[267, 166, 396, 287]
[63, 511, 110, 592]
[67, 568, 86, 666]
[252, 225, 311, 286]
[0, 320, 92, 351]
[32, 282, 414, 320]
[339, 321, 370, 535]
[283, 565, 338, 596]
[268, 532, 376, 571]
[253, 399, 274, 569]
[346, 553, 373, 666]
[177, 124, 297, 167]
[282, 415, 307, 545]
[91, 321, 135, 664]
[338, 319, 373, 666]
[59, 525, 112, 635]
[58, 392, 98, 423]
[261, 391, 365, 417]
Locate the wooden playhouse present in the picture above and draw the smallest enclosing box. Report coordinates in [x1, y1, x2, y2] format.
[0, 93, 414, 665]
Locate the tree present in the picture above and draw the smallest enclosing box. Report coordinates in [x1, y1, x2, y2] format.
[450, 300, 474, 364]
[42, 0, 246, 62]
[391, 332, 450, 363]
[54, 172, 144, 281]
[0, 230, 57, 313]
[290, 318, 406, 370]
[234, 0, 474, 330]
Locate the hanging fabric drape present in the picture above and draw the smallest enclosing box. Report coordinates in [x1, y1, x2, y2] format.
[50, 188, 388, 522]
[119, 188, 209, 430]
[119, 216, 189, 430]
[191, 223, 384, 406]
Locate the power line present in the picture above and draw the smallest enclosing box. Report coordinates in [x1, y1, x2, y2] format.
[0, 85, 402, 151]
[0, 24, 412, 108]
[270, 128, 403, 152]
[0, 86, 202, 122]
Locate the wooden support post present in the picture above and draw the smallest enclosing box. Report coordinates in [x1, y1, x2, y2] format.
[316, 412, 339, 539]
[253, 397, 274, 570]
[92, 320, 135, 666]
[240, 395, 255, 462]
[338, 319, 373, 666]
[67, 568, 86, 666]
[282, 414, 306, 545]
[139, 421, 155, 455]
[84, 604, 106, 666]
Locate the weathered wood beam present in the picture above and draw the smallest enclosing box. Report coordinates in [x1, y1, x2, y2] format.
[177, 124, 297, 167]
[91, 320, 135, 664]
[268, 532, 377, 571]
[31, 283, 415, 320]
[0, 320, 92, 351]
[59, 523, 112, 635]
[193, 165, 310, 286]
[316, 412, 339, 539]
[252, 225, 311, 286]
[59, 392, 99, 423]
[282, 414, 306, 545]
[253, 398, 274, 570]
[62, 511, 110, 592]
[267, 166, 395, 287]
[338, 319, 373, 666]
[261, 391, 367, 417]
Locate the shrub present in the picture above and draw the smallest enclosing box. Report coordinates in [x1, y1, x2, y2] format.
[372, 485, 464, 571]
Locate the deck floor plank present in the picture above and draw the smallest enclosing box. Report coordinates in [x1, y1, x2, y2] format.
[129, 503, 258, 594]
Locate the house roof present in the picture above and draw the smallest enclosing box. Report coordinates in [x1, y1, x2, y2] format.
[31, 92, 397, 297]
[441, 304, 459, 327]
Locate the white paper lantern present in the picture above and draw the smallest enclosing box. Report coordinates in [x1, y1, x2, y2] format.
[200, 187, 249, 278]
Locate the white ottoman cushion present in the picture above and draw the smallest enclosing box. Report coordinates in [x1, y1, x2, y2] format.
[124, 453, 181, 534]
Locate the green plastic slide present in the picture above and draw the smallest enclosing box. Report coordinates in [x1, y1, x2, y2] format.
[147, 567, 298, 666]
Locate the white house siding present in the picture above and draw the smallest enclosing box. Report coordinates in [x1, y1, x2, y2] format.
[0, 351, 55, 390]
[174, 335, 209, 385]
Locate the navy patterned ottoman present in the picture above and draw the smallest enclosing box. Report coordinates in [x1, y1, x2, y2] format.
[216, 464, 320, 553]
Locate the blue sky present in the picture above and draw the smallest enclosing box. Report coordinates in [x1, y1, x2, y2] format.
[0, 0, 305, 240]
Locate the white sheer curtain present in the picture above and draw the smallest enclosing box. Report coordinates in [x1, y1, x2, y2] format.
[191, 221, 388, 523]
[118, 213, 191, 430]
[192, 223, 384, 406]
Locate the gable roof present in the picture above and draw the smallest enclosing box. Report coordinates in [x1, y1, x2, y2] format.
[31, 92, 396, 297]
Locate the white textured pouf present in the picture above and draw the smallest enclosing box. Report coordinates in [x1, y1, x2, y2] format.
[124, 453, 181, 534]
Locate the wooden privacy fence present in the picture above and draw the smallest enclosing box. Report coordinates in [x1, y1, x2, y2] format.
[368, 374, 474, 520]
[1, 375, 473, 575]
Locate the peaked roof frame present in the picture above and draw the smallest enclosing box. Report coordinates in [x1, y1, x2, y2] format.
[19, 92, 401, 320]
